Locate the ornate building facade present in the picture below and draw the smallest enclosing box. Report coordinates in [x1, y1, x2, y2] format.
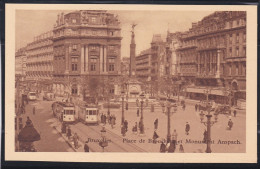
[135, 48, 151, 81]
[52, 10, 122, 100]
[26, 31, 53, 91]
[177, 11, 246, 107]
[15, 47, 27, 81]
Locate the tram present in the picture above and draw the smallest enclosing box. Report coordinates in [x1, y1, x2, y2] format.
[52, 101, 76, 123]
[78, 104, 99, 125]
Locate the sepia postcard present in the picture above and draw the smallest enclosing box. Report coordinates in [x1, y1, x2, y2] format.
[4, 4, 257, 163]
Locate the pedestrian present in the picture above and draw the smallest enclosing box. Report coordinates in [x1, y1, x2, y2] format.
[233, 110, 237, 117]
[132, 122, 138, 133]
[139, 121, 144, 134]
[108, 115, 111, 125]
[171, 129, 178, 145]
[124, 120, 128, 132]
[228, 119, 233, 130]
[160, 141, 166, 153]
[195, 104, 198, 112]
[153, 130, 159, 142]
[182, 104, 186, 111]
[100, 113, 103, 123]
[33, 106, 36, 115]
[107, 110, 110, 116]
[73, 132, 79, 149]
[84, 140, 90, 152]
[151, 103, 154, 113]
[67, 126, 72, 140]
[104, 114, 107, 125]
[137, 108, 139, 117]
[185, 122, 190, 135]
[168, 142, 175, 153]
[203, 129, 207, 143]
[154, 118, 158, 130]
[111, 116, 115, 129]
[121, 125, 126, 137]
[179, 144, 184, 153]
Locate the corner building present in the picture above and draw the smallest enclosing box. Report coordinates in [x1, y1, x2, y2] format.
[26, 31, 53, 92]
[52, 10, 122, 99]
[177, 11, 246, 107]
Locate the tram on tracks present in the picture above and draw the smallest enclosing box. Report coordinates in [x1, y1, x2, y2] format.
[52, 101, 76, 123]
[78, 103, 99, 125]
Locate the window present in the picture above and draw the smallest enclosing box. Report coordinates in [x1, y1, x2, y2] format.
[236, 33, 239, 43]
[236, 64, 239, 75]
[229, 21, 233, 28]
[90, 58, 97, 71]
[243, 32, 246, 42]
[229, 34, 232, 44]
[71, 57, 78, 71]
[72, 19, 76, 23]
[109, 88, 114, 94]
[72, 44, 77, 50]
[108, 58, 115, 71]
[71, 85, 78, 95]
[243, 47, 246, 56]
[236, 48, 239, 57]
[229, 48, 232, 57]
[91, 17, 96, 23]
[92, 30, 97, 35]
[238, 63, 242, 75]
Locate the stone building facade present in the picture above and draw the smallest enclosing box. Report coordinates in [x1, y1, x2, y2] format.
[135, 48, 151, 81]
[52, 10, 122, 101]
[26, 31, 53, 91]
[176, 11, 246, 106]
[15, 47, 27, 81]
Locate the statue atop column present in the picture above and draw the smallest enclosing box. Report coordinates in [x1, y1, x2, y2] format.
[130, 23, 137, 77]
[131, 23, 137, 43]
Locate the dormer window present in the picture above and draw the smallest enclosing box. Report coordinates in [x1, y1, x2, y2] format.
[72, 19, 76, 23]
[91, 17, 96, 23]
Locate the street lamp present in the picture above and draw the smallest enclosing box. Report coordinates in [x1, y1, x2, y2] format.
[121, 91, 125, 125]
[163, 97, 178, 143]
[199, 87, 219, 153]
[99, 126, 108, 152]
[137, 93, 148, 134]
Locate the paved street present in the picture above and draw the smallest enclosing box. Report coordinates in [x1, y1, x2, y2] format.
[19, 95, 245, 153]
[19, 99, 74, 152]
[99, 100, 246, 153]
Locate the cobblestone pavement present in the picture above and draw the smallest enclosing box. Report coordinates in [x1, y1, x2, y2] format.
[20, 96, 245, 153]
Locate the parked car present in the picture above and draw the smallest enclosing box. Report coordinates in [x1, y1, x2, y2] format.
[43, 92, 54, 101]
[27, 92, 37, 101]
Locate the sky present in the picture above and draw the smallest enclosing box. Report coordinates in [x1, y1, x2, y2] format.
[15, 10, 214, 57]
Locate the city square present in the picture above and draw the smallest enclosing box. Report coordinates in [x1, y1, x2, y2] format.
[15, 10, 246, 153]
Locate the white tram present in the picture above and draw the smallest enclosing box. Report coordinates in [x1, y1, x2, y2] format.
[78, 104, 99, 125]
[52, 101, 76, 123]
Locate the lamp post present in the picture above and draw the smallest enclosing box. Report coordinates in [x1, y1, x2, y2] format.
[199, 87, 218, 153]
[163, 97, 178, 143]
[99, 126, 108, 152]
[121, 91, 125, 125]
[136, 93, 148, 134]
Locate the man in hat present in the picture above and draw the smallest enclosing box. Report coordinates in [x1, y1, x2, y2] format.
[185, 122, 190, 135]
[84, 140, 90, 152]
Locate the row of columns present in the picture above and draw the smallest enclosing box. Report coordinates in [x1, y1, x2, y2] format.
[80, 45, 108, 74]
[197, 49, 221, 77]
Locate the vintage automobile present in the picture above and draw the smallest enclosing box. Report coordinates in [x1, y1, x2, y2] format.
[43, 92, 55, 101]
